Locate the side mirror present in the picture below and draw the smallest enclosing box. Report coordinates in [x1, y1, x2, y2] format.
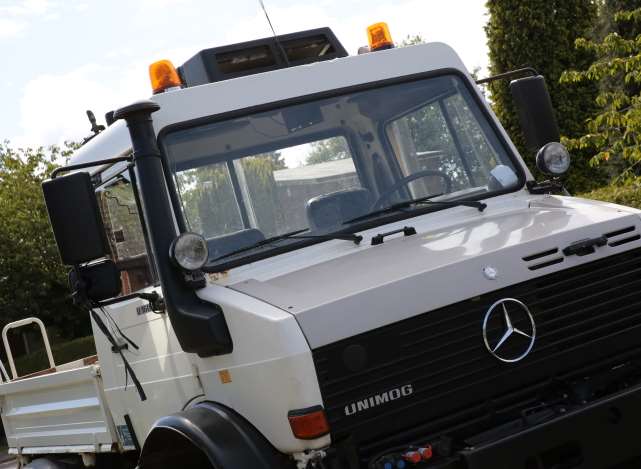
[510, 75, 561, 154]
[68, 259, 122, 302]
[42, 171, 108, 265]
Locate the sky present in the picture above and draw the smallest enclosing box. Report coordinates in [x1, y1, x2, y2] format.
[0, 0, 489, 148]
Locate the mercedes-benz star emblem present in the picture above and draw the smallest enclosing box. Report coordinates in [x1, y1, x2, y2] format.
[482, 298, 536, 363]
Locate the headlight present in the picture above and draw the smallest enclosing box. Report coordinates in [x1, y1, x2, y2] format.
[536, 142, 571, 176]
[170, 232, 209, 271]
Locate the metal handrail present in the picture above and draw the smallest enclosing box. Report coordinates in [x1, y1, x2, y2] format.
[2, 317, 55, 380]
[0, 357, 8, 383]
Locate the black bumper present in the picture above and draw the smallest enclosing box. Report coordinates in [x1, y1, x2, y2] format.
[458, 383, 641, 469]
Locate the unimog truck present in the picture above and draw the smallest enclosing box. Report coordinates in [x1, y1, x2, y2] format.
[2, 23, 641, 469]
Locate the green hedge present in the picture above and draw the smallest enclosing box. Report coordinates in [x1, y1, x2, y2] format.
[13, 335, 96, 377]
[579, 185, 641, 210]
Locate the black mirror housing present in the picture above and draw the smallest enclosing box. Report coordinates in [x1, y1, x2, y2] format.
[510, 75, 561, 154]
[42, 171, 108, 265]
[69, 260, 122, 302]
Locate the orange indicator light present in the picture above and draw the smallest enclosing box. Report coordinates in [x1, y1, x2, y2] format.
[367, 22, 394, 51]
[287, 406, 330, 440]
[149, 59, 182, 94]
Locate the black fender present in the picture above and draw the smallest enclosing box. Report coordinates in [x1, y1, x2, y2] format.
[138, 402, 294, 469]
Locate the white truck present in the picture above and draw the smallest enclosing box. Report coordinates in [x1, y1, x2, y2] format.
[3, 23, 641, 469]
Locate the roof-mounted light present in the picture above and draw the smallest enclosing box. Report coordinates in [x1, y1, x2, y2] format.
[367, 22, 394, 51]
[149, 59, 182, 94]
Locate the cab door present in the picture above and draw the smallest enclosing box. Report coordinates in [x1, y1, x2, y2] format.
[92, 164, 202, 450]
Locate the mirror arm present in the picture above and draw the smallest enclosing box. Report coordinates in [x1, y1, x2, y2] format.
[97, 291, 166, 314]
[526, 179, 569, 195]
[476, 67, 539, 85]
[51, 155, 133, 179]
[70, 265, 89, 306]
[69, 263, 164, 313]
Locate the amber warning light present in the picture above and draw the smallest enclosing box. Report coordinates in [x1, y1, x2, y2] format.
[367, 22, 394, 51]
[149, 59, 183, 94]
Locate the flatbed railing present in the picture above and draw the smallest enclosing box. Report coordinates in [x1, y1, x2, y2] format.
[1, 317, 55, 382]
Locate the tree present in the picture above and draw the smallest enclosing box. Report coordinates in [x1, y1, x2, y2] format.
[598, 0, 641, 40]
[268, 150, 286, 170]
[177, 152, 289, 239]
[561, 6, 641, 183]
[305, 137, 350, 165]
[485, 0, 607, 192]
[0, 142, 88, 339]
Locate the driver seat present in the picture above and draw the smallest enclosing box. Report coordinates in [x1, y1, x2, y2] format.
[306, 188, 372, 231]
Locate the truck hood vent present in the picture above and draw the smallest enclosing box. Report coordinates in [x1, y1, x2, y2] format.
[523, 225, 641, 270]
[605, 226, 640, 247]
[522, 248, 564, 271]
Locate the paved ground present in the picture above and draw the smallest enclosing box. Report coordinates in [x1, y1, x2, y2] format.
[0, 460, 15, 469]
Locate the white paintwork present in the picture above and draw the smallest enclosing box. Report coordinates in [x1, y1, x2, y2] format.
[0, 365, 119, 453]
[9, 444, 114, 456]
[194, 285, 330, 452]
[88, 290, 202, 452]
[231, 194, 641, 347]
[69, 42, 531, 181]
[90, 284, 328, 454]
[2, 318, 55, 381]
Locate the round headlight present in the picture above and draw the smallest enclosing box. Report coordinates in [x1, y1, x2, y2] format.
[170, 232, 209, 271]
[536, 142, 571, 176]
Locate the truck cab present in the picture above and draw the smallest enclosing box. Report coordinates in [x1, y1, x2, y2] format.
[8, 24, 641, 469]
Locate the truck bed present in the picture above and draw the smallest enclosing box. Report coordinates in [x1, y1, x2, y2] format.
[0, 362, 119, 455]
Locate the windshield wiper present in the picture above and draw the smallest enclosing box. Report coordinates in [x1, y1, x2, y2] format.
[210, 229, 363, 264]
[345, 195, 487, 225]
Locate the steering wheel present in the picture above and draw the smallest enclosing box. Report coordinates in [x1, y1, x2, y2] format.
[372, 170, 453, 210]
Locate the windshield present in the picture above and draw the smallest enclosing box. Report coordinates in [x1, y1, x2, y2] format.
[162, 74, 522, 266]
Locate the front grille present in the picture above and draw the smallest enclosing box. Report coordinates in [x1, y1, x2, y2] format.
[312, 248, 641, 458]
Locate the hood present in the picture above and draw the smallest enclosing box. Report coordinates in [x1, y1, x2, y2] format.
[229, 195, 641, 348]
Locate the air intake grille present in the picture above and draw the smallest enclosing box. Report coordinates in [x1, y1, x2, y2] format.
[605, 225, 640, 247]
[312, 248, 641, 457]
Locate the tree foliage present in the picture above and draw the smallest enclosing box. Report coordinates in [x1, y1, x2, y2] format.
[485, 0, 607, 192]
[0, 142, 88, 339]
[561, 6, 641, 183]
[306, 137, 350, 165]
[177, 152, 289, 239]
[598, 0, 641, 40]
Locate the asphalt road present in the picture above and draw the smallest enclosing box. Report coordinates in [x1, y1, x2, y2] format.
[0, 460, 14, 469]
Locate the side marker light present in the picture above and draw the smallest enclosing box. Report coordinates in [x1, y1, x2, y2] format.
[287, 406, 330, 440]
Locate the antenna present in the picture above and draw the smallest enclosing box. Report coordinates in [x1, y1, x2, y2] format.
[258, 0, 290, 66]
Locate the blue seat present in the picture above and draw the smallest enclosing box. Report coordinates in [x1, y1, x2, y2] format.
[306, 188, 372, 231]
[207, 228, 265, 259]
